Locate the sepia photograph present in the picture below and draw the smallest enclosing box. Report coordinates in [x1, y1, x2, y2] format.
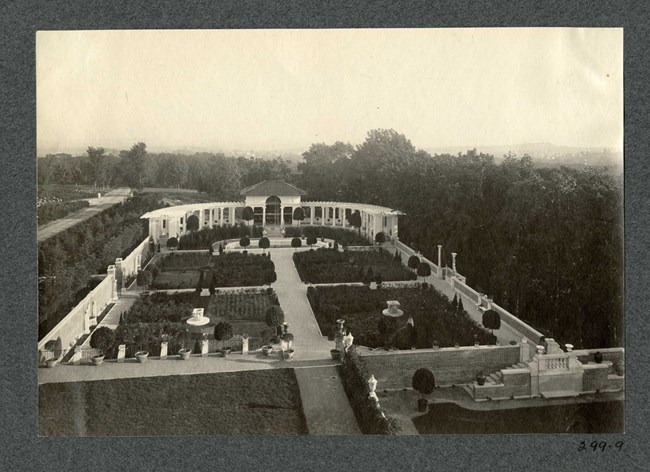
[36, 28, 624, 436]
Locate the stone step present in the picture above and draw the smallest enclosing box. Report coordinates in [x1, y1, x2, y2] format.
[488, 373, 502, 384]
[461, 384, 474, 398]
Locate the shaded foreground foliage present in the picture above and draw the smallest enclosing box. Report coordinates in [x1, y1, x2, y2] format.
[39, 370, 308, 436]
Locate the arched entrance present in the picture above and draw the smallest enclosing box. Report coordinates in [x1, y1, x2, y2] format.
[266, 196, 281, 226]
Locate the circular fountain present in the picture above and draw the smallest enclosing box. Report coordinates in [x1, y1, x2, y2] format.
[382, 300, 404, 318]
[186, 308, 210, 327]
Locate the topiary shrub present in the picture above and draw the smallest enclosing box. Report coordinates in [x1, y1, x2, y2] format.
[375, 232, 386, 244]
[90, 326, 115, 355]
[416, 262, 431, 281]
[242, 206, 254, 225]
[407, 255, 420, 271]
[167, 237, 178, 249]
[239, 236, 250, 250]
[136, 269, 153, 288]
[412, 367, 436, 404]
[306, 235, 317, 248]
[186, 214, 199, 231]
[258, 236, 270, 253]
[265, 305, 284, 334]
[482, 309, 501, 333]
[263, 269, 277, 285]
[214, 322, 233, 341]
[291, 237, 302, 252]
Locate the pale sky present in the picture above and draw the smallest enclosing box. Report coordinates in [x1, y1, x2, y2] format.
[36, 28, 623, 155]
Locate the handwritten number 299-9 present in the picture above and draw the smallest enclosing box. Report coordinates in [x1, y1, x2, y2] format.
[578, 441, 624, 452]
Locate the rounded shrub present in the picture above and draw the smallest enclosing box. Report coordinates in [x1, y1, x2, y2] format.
[90, 326, 115, 354]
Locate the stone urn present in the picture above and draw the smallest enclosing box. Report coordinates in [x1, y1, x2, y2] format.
[91, 354, 105, 366]
[283, 348, 295, 361]
[220, 347, 232, 357]
[135, 351, 149, 363]
[262, 345, 274, 356]
[178, 348, 192, 360]
[330, 349, 341, 361]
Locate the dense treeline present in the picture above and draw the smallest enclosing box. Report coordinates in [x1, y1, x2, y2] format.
[37, 195, 165, 338]
[40, 130, 622, 348]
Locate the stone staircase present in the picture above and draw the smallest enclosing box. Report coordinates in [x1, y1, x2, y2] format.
[265, 226, 284, 238]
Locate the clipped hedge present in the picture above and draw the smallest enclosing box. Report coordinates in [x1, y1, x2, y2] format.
[293, 248, 415, 284]
[340, 346, 400, 435]
[178, 224, 263, 250]
[284, 226, 371, 246]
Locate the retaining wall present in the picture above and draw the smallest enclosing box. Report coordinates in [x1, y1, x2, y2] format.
[357, 344, 520, 388]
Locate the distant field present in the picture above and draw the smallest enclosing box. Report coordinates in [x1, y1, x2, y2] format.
[37, 184, 96, 202]
[140, 188, 214, 205]
[39, 369, 308, 436]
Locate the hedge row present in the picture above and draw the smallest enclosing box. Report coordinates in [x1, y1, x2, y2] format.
[293, 248, 415, 284]
[340, 346, 401, 434]
[37, 200, 90, 225]
[284, 226, 372, 246]
[178, 224, 264, 250]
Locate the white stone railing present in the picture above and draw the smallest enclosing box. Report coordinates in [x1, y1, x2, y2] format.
[542, 354, 570, 370]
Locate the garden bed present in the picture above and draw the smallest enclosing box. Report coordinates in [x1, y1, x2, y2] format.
[307, 285, 495, 348]
[150, 252, 275, 289]
[39, 369, 308, 436]
[293, 248, 415, 284]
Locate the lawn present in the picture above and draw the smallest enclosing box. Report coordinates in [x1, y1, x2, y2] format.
[293, 248, 415, 284]
[151, 252, 275, 289]
[39, 369, 308, 436]
[307, 285, 495, 348]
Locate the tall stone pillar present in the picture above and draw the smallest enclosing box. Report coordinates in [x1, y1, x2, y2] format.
[107, 265, 118, 302]
[115, 258, 124, 293]
[451, 253, 457, 274]
[262, 207, 266, 227]
[219, 207, 223, 226]
[310, 206, 314, 225]
[437, 245, 443, 279]
[280, 206, 285, 226]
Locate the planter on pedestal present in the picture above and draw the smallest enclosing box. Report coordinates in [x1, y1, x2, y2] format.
[283, 349, 295, 361]
[220, 347, 232, 357]
[178, 348, 192, 360]
[91, 354, 105, 366]
[135, 351, 149, 363]
[46, 358, 58, 368]
[262, 345, 274, 356]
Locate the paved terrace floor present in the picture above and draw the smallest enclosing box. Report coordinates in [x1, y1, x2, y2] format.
[37, 188, 131, 242]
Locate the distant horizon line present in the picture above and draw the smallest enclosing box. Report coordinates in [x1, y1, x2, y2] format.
[37, 141, 624, 158]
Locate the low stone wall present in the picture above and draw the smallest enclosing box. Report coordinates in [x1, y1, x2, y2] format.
[38, 272, 115, 358]
[117, 236, 150, 284]
[357, 344, 520, 388]
[574, 348, 624, 375]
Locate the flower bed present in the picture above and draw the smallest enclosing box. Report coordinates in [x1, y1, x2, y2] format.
[293, 248, 415, 284]
[206, 288, 278, 321]
[307, 285, 495, 348]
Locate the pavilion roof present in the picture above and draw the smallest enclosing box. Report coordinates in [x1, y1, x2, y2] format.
[302, 201, 405, 216]
[240, 180, 307, 197]
[140, 202, 244, 219]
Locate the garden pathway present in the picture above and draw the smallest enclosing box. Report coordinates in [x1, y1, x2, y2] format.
[271, 248, 333, 360]
[37, 187, 131, 242]
[294, 365, 361, 434]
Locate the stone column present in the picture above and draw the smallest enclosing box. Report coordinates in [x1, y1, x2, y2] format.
[262, 207, 266, 227]
[280, 205, 285, 226]
[310, 206, 314, 225]
[437, 245, 443, 278]
[451, 253, 457, 274]
[520, 338, 529, 363]
[201, 339, 209, 357]
[160, 341, 168, 360]
[107, 265, 118, 302]
[83, 305, 91, 334]
[242, 336, 249, 354]
[219, 207, 223, 226]
[115, 258, 124, 293]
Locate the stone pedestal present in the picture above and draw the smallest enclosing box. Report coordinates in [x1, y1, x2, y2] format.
[242, 336, 249, 354]
[117, 344, 126, 362]
[201, 340, 209, 357]
[160, 341, 168, 360]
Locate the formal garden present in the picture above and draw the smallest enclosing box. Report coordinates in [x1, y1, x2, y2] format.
[39, 369, 308, 435]
[95, 289, 283, 358]
[293, 248, 415, 284]
[307, 285, 495, 348]
[148, 251, 276, 289]
[177, 223, 264, 249]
